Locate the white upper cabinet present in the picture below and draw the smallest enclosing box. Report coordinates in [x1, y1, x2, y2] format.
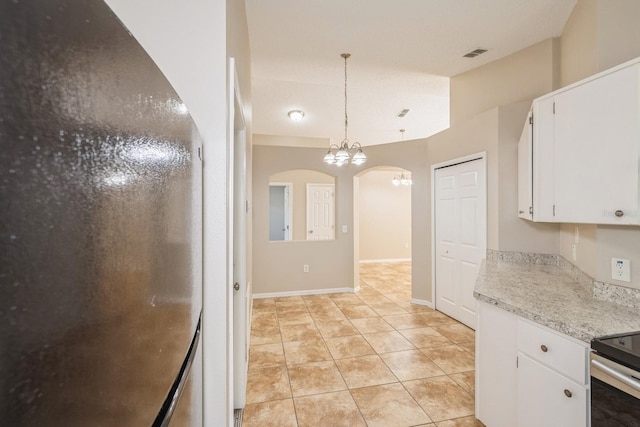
[519, 58, 640, 225]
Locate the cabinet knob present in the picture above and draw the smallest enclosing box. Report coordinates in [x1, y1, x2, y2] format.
[519, 210, 525, 214]
[564, 389, 572, 398]
[615, 210, 624, 217]
[540, 344, 548, 353]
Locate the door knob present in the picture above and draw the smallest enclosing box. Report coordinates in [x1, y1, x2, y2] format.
[564, 389, 572, 398]
[615, 210, 624, 217]
[540, 344, 548, 352]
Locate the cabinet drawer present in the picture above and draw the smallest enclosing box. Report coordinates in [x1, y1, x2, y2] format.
[517, 319, 587, 384]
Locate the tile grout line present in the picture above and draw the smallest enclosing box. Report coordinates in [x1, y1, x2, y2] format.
[246, 262, 478, 426]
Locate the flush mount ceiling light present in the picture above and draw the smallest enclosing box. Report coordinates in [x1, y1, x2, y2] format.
[287, 109, 305, 121]
[323, 53, 366, 167]
[392, 170, 412, 186]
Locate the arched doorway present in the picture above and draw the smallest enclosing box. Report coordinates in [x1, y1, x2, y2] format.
[354, 166, 413, 306]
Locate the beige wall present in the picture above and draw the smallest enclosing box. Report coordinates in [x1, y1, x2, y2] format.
[269, 169, 334, 241]
[357, 170, 412, 261]
[450, 39, 560, 126]
[560, 0, 599, 86]
[253, 143, 354, 294]
[252, 137, 429, 297]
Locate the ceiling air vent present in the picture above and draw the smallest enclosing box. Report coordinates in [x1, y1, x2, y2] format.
[397, 109, 410, 118]
[463, 48, 488, 58]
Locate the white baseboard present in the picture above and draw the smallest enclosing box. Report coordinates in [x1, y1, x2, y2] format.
[253, 287, 358, 299]
[410, 298, 434, 309]
[359, 258, 412, 264]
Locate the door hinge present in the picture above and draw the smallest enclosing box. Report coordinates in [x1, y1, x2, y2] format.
[516, 356, 519, 368]
[529, 206, 533, 215]
[529, 114, 533, 125]
[553, 204, 556, 216]
[553, 102, 556, 114]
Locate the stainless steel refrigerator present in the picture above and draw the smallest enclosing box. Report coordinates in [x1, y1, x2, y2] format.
[0, 0, 203, 425]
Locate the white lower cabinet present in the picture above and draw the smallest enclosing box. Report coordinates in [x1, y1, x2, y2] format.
[476, 301, 590, 426]
[517, 353, 588, 427]
[476, 302, 517, 426]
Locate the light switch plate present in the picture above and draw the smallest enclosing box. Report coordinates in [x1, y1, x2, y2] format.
[611, 258, 631, 282]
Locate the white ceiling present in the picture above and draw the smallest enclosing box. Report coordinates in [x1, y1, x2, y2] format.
[245, 0, 577, 147]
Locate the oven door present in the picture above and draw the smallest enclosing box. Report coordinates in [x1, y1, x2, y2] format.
[590, 353, 640, 426]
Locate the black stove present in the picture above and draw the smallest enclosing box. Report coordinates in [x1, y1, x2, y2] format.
[592, 331, 640, 370]
[590, 332, 640, 427]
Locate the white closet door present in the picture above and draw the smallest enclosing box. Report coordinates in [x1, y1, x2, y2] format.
[434, 158, 486, 329]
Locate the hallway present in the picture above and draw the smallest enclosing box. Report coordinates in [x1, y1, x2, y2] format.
[242, 262, 483, 427]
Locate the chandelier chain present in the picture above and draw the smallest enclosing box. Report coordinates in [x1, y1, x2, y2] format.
[342, 53, 350, 142]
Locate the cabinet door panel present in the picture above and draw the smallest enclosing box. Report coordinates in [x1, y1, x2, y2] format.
[517, 354, 587, 427]
[476, 302, 518, 427]
[553, 65, 640, 224]
[518, 112, 533, 220]
[532, 97, 556, 222]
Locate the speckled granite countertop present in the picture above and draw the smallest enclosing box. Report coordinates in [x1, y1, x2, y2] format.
[474, 252, 640, 343]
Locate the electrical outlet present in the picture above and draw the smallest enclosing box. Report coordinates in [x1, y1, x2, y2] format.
[342, 225, 348, 233]
[611, 258, 631, 282]
[303, 264, 309, 273]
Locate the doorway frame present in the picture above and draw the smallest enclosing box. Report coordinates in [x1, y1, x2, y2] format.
[268, 182, 293, 241]
[430, 151, 487, 311]
[353, 166, 413, 294]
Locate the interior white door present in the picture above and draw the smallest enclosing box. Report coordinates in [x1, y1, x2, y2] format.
[306, 184, 335, 240]
[230, 59, 250, 410]
[434, 158, 486, 329]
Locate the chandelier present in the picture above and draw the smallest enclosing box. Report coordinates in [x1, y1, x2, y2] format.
[323, 53, 367, 166]
[392, 170, 412, 186]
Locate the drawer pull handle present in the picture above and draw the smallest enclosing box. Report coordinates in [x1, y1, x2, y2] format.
[615, 210, 624, 217]
[540, 345, 548, 353]
[564, 389, 572, 398]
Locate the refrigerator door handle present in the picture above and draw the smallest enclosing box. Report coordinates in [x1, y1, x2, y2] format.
[152, 313, 202, 427]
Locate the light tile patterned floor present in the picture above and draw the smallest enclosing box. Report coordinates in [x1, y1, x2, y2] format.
[242, 262, 484, 427]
